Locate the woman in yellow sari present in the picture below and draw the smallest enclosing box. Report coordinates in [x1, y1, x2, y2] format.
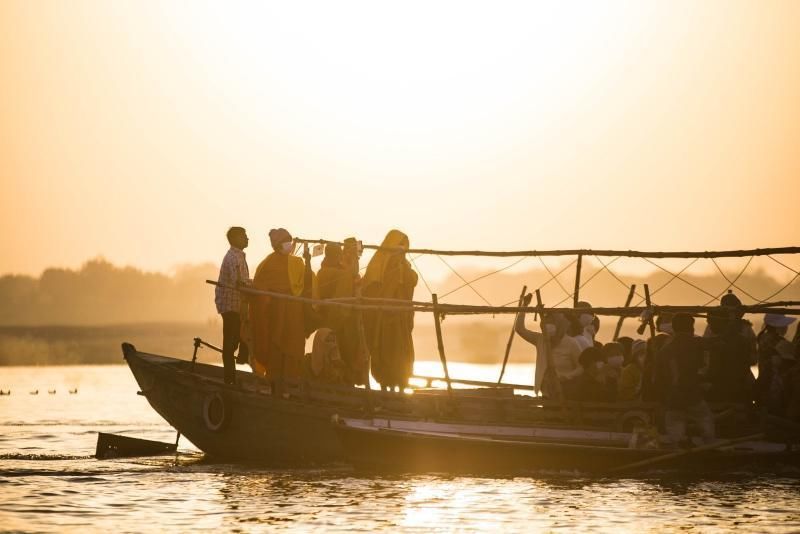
[250, 228, 307, 395]
[362, 230, 418, 391]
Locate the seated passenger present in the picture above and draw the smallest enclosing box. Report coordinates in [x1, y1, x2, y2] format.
[516, 293, 582, 398]
[640, 329, 673, 403]
[304, 328, 346, 384]
[618, 339, 647, 401]
[655, 313, 715, 446]
[250, 228, 308, 395]
[600, 342, 624, 400]
[576, 347, 614, 402]
[570, 302, 597, 352]
[616, 336, 634, 366]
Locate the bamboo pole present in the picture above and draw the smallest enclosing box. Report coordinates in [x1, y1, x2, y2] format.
[644, 285, 656, 338]
[293, 238, 800, 259]
[638, 284, 657, 339]
[353, 281, 374, 412]
[431, 294, 453, 396]
[613, 285, 637, 341]
[573, 254, 583, 307]
[498, 285, 527, 384]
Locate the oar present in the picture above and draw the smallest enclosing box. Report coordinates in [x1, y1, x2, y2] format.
[498, 285, 527, 384]
[95, 432, 178, 459]
[606, 432, 764, 475]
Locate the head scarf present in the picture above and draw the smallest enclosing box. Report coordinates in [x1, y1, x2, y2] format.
[269, 228, 292, 252]
[362, 229, 409, 286]
[321, 243, 343, 269]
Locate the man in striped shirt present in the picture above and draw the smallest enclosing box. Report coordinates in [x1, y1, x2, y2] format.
[215, 227, 250, 385]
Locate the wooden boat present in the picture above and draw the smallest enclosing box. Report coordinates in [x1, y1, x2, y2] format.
[334, 417, 800, 474]
[123, 343, 800, 474]
[124, 240, 800, 473]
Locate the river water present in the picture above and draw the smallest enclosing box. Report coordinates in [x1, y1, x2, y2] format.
[2, 363, 800, 532]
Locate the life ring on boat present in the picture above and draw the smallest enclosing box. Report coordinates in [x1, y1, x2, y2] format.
[617, 410, 650, 432]
[203, 392, 231, 432]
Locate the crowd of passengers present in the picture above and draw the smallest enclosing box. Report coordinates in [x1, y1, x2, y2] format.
[515, 291, 800, 442]
[215, 226, 800, 442]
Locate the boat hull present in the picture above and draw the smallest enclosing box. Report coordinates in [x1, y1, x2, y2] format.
[123, 343, 800, 475]
[334, 422, 800, 475]
[123, 343, 351, 464]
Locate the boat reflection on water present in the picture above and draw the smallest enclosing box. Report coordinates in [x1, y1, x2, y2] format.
[3, 365, 800, 531]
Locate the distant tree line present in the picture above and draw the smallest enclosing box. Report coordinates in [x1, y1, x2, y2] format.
[0, 258, 218, 325]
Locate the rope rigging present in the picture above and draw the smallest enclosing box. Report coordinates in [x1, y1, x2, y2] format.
[287, 237, 799, 322]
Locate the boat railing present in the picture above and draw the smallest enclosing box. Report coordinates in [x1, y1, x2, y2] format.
[206, 280, 800, 316]
[293, 238, 800, 260]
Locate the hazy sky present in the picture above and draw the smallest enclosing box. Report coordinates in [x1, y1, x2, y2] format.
[2, 1, 798, 278]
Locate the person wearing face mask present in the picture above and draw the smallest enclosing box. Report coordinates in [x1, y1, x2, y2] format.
[515, 293, 583, 398]
[362, 230, 418, 392]
[655, 313, 715, 446]
[570, 302, 597, 352]
[755, 313, 797, 414]
[601, 342, 624, 399]
[655, 313, 674, 336]
[618, 339, 647, 401]
[250, 228, 309, 395]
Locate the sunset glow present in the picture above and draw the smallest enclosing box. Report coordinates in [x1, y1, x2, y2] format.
[1, 1, 798, 276]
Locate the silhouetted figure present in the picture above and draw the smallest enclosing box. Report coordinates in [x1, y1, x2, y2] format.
[782, 343, 800, 421]
[655, 313, 715, 445]
[703, 291, 757, 370]
[314, 239, 367, 385]
[569, 302, 597, 352]
[576, 347, 613, 402]
[618, 339, 647, 401]
[600, 342, 624, 400]
[756, 313, 797, 414]
[251, 228, 308, 396]
[362, 230, 418, 391]
[704, 302, 754, 403]
[515, 293, 582, 398]
[215, 226, 251, 385]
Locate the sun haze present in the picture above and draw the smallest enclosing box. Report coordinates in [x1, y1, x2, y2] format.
[1, 1, 798, 276]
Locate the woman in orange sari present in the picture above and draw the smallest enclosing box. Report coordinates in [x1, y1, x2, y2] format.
[362, 230, 418, 391]
[314, 239, 368, 385]
[250, 228, 308, 395]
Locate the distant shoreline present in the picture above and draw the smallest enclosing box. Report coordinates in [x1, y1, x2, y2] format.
[0, 321, 523, 366]
[0, 322, 220, 366]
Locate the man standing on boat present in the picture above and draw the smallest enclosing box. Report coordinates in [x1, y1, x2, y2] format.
[215, 226, 251, 385]
[655, 313, 715, 446]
